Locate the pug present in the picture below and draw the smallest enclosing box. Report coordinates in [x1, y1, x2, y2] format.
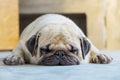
[3, 14, 112, 65]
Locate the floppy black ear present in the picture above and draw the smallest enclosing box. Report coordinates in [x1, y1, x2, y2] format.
[80, 37, 91, 59]
[26, 34, 39, 56]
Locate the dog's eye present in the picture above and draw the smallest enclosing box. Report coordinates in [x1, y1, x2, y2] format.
[40, 44, 53, 54]
[69, 45, 78, 55]
[40, 48, 52, 54]
[70, 49, 78, 55]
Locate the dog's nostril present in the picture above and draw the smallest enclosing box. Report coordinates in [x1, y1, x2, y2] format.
[55, 50, 66, 58]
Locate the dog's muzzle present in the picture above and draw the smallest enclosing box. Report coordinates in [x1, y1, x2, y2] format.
[55, 50, 66, 59]
[38, 50, 80, 66]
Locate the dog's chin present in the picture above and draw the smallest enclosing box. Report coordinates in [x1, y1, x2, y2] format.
[37, 55, 80, 66]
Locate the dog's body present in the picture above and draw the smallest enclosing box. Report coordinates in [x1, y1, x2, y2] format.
[3, 14, 112, 65]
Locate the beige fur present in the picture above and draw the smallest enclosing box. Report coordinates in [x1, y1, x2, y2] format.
[3, 14, 112, 65]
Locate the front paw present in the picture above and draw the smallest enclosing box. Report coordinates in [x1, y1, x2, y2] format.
[3, 55, 24, 65]
[90, 54, 113, 64]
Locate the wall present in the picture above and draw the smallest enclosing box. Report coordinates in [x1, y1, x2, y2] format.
[0, 0, 19, 50]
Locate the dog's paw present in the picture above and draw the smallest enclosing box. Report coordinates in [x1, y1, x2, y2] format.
[3, 55, 24, 65]
[90, 54, 113, 64]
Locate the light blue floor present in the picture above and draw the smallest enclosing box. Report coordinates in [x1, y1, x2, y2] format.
[0, 51, 120, 80]
[0, 64, 120, 80]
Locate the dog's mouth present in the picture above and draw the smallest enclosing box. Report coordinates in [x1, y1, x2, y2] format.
[37, 54, 80, 66]
[38, 43, 81, 66]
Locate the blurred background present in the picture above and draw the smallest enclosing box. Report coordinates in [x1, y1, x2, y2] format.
[0, 0, 120, 50]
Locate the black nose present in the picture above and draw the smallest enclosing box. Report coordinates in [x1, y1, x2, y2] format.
[55, 50, 66, 58]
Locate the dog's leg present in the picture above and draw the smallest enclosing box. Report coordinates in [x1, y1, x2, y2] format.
[87, 39, 113, 64]
[3, 44, 25, 65]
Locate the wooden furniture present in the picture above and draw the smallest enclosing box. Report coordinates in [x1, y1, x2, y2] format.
[0, 0, 19, 50]
[106, 0, 120, 50]
[20, 0, 106, 49]
[0, 0, 119, 50]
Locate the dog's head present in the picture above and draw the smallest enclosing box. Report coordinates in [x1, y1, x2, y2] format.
[26, 24, 91, 66]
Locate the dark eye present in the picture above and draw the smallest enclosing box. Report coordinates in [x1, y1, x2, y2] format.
[69, 45, 78, 55]
[40, 48, 51, 54]
[40, 44, 52, 54]
[70, 49, 78, 55]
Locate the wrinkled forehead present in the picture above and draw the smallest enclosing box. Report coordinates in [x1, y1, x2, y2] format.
[39, 34, 80, 50]
[39, 24, 80, 35]
[37, 24, 80, 46]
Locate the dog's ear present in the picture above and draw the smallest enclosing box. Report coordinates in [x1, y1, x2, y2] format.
[80, 37, 91, 59]
[26, 33, 40, 56]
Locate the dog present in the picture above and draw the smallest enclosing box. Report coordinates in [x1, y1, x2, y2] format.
[3, 14, 112, 65]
